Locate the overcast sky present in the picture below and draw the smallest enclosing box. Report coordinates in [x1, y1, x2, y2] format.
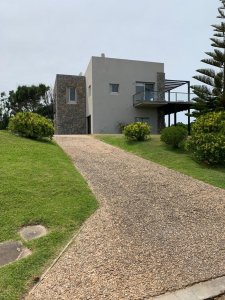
[0, 0, 218, 100]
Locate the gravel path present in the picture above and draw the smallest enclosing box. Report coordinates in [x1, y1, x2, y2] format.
[28, 135, 225, 300]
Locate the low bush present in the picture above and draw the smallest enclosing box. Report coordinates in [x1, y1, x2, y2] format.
[186, 111, 225, 165]
[124, 122, 151, 141]
[8, 112, 54, 139]
[160, 125, 188, 148]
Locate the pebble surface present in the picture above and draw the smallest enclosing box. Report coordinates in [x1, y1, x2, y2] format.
[28, 135, 225, 300]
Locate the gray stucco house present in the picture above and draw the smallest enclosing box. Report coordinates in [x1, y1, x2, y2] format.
[54, 55, 192, 134]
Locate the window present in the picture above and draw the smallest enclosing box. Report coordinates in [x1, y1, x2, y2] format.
[110, 83, 119, 94]
[88, 85, 91, 97]
[135, 117, 151, 125]
[136, 82, 154, 101]
[67, 87, 77, 103]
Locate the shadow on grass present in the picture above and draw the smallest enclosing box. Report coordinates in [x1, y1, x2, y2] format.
[9, 132, 54, 145]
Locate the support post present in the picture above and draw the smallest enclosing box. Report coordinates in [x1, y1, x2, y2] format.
[188, 81, 191, 135]
[188, 108, 191, 135]
[174, 109, 177, 126]
[187, 81, 191, 102]
[168, 114, 170, 127]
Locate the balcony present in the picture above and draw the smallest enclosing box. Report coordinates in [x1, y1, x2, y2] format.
[133, 91, 195, 114]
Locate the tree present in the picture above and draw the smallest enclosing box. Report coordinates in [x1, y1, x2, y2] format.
[0, 92, 10, 129]
[0, 84, 53, 129]
[191, 0, 225, 117]
[8, 84, 51, 114]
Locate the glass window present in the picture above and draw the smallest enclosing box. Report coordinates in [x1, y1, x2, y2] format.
[69, 88, 76, 101]
[135, 117, 151, 125]
[136, 82, 154, 101]
[136, 83, 145, 94]
[145, 84, 154, 100]
[110, 83, 119, 94]
[67, 87, 77, 103]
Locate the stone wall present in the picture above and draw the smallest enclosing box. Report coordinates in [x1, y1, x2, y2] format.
[156, 72, 166, 133]
[54, 74, 86, 134]
[157, 108, 166, 134]
[157, 72, 165, 101]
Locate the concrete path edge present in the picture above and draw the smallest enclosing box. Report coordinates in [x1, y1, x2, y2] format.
[153, 276, 225, 300]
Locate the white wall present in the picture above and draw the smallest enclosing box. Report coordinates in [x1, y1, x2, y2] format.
[85, 58, 93, 132]
[90, 56, 164, 134]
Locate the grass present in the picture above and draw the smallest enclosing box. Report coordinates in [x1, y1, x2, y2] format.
[96, 134, 225, 190]
[0, 131, 98, 300]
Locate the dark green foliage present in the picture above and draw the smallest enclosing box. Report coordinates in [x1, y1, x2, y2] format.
[0, 92, 10, 129]
[8, 84, 50, 113]
[118, 122, 129, 133]
[124, 122, 151, 141]
[176, 122, 188, 130]
[191, 0, 225, 117]
[8, 112, 54, 139]
[0, 84, 53, 129]
[0, 114, 9, 130]
[187, 111, 225, 165]
[160, 126, 188, 148]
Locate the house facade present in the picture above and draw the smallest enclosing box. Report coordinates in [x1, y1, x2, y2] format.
[54, 55, 192, 134]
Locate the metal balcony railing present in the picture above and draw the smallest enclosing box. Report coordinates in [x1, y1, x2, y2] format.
[165, 92, 195, 102]
[133, 91, 195, 106]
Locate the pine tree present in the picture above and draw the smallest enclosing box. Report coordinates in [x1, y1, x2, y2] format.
[191, 0, 225, 117]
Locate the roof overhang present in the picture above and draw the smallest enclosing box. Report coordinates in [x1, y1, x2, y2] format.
[165, 79, 190, 92]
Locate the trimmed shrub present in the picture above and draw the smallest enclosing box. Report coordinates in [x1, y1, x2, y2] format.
[8, 112, 54, 139]
[160, 125, 188, 148]
[124, 122, 151, 141]
[186, 111, 225, 165]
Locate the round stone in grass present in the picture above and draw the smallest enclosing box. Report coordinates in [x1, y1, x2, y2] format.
[19, 225, 48, 241]
[0, 240, 31, 267]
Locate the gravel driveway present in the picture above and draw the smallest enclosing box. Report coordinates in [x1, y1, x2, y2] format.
[28, 135, 225, 300]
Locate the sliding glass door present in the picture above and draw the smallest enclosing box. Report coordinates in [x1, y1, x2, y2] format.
[136, 83, 154, 101]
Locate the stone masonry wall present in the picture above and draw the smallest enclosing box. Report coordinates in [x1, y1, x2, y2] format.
[54, 75, 86, 134]
[157, 72, 165, 101]
[157, 72, 166, 133]
[157, 108, 166, 134]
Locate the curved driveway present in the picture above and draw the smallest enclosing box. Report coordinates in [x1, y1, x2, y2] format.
[29, 135, 225, 299]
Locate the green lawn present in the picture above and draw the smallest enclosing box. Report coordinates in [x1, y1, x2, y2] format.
[96, 134, 225, 190]
[0, 131, 98, 300]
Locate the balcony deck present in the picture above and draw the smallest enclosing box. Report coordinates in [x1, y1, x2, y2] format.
[133, 91, 194, 114]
